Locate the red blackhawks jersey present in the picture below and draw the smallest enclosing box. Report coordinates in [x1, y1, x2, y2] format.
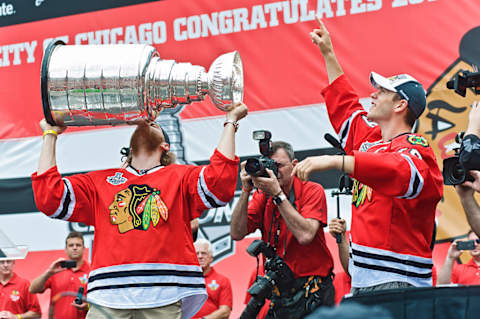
[31, 149, 239, 318]
[322, 75, 443, 288]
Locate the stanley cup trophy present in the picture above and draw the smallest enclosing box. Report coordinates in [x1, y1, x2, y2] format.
[40, 40, 244, 127]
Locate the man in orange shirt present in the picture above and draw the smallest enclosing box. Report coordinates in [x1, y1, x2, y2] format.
[29, 232, 90, 319]
[0, 259, 41, 319]
[192, 239, 232, 319]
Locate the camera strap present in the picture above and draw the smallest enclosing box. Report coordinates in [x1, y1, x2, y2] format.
[267, 187, 296, 258]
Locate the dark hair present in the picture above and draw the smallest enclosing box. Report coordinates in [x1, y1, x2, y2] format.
[65, 231, 84, 246]
[393, 93, 417, 127]
[272, 141, 295, 161]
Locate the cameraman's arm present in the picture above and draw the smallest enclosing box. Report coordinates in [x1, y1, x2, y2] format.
[456, 173, 480, 236]
[276, 200, 320, 245]
[260, 169, 320, 245]
[230, 162, 253, 240]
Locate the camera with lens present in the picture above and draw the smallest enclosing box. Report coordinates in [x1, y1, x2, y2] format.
[443, 132, 475, 185]
[446, 69, 480, 97]
[245, 130, 278, 178]
[443, 69, 480, 185]
[240, 240, 295, 319]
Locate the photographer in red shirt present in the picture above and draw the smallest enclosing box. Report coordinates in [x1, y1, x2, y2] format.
[29, 232, 90, 319]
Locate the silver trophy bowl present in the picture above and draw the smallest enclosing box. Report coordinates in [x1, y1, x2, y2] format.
[40, 41, 243, 126]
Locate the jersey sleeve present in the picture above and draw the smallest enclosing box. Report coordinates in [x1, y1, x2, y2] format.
[183, 149, 239, 220]
[352, 136, 443, 199]
[321, 74, 380, 153]
[298, 182, 328, 226]
[31, 166, 95, 225]
[218, 277, 233, 308]
[246, 190, 267, 234]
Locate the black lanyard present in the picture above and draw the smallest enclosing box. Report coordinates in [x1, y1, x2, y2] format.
[267, 187, 296, 258]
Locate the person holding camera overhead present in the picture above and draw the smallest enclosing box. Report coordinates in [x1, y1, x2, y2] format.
[29, 231, 90, 319]
[455, 101, 480, 237]
[230, 139, 335, 319]
[295, 17, 443, 295]
[437, 230, 480, 285]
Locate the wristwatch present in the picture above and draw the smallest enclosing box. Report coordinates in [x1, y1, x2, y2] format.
[273, 192, 287, 205]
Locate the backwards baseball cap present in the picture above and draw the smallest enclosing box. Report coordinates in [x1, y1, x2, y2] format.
[370, 72, 427, 119]
[160, 127, 170, 145]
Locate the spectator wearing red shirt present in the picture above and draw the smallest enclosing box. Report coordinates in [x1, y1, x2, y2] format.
[29, 232, 90, 319]
[438, 230, 480, 285]
[192, 239, 232, 319]
[0, 259, 41, 319]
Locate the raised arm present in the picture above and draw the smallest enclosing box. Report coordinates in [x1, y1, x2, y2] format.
[310, 16, 343, 84]
[216, 102, 248, 160]
[437, 241, 461, 285]
[230, 161, 253, 240]
[29, 258, 66, 293]
[37, 119, 66, 175]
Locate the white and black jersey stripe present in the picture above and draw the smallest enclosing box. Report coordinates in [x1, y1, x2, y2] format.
[397, 154, 424, 199]
[48, 178, 76, 221]
[349, 242, 433, 288]
[87, 263, 207, 316]
[197, 167, 228, 209]
[338, 110, 364, 149]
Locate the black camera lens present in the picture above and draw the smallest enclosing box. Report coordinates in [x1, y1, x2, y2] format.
[245, 158, 264, 177]
[443, 157, 467, 185]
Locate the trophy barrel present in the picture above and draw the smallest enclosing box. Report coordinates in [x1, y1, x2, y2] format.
[41, 40, 158, 126]
[41, 42, 244, 127]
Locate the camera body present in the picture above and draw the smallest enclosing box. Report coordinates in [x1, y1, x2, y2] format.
[245, 130, 278, 178]
[60, 260, 77, 269]
[74, 286, 85, 305]
[446, 70, 480, 97]
[456, 239, 479, 250]
[442, 132, 475, 185]
[240, 240, 295, 319]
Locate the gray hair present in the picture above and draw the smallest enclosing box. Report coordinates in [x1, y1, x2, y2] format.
[194, 238, 213, 255]
[272, 141, 295, 161]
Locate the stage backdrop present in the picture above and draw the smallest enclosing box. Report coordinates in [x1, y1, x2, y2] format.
[1, 0, 480, 318]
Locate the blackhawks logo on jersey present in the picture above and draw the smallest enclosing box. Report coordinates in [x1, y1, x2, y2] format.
[407, 135, 428, 147]
[109, 184, 169, 233]
[352, 179, 373, 208]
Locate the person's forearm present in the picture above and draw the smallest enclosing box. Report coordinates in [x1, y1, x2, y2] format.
[37, 134, 58, 175]
[437, 258, 455, 285]
[29, 270, 52, 293]
[203, 306, 231, 319]
[277, 201, 318, 245]
[230, 191, 250, 240]
[18, 311, 41, 319]
[322, 51, 344, 85]
[338, 235, 350, 273]
[459, 193, 480, 236]
[216, 124, 236, 160]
